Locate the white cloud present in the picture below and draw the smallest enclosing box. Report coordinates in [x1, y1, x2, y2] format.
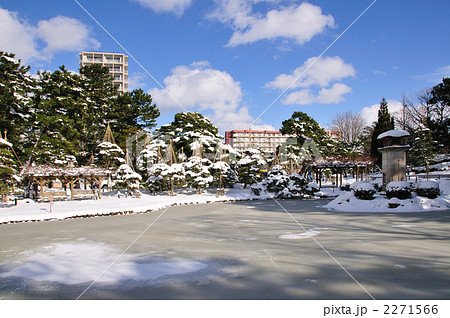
[149, 61, 275, 131]
[267, 56, 355, 90]
[413, 65, 450, 83]
[0, 8, 99, 64]
[149, 61, 243, 112]
[267, 56, 355, 105]
[36, 16, 100, 55]
[283, 83, 352, 105]
[209, 1, 335, 46]
[360, 100, 403, 126]
[127, 72, 148, 90]
[131, 0, 193, 16]
[0, 8, 39, 62]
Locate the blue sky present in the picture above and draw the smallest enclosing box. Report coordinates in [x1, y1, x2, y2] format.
[1, 0, 449, 133]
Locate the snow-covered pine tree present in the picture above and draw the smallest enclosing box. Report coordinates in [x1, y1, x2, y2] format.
[147, 163, 185, 194]
[409, 128, 436, 166]
[136, 138, 168, 181]
[0, 52, 36, 161]
[0, 135, 19, 201]
[96, 123, 125, 169]
[113, 164, 142, 196]
[280, 111, 333, 161]
[251, 165, 308, 199]
[235, 148, 267, 188]
[183, 156, 213, 193]
[210, 161, 238, 188]
[156, 112, 223, 159]
[96, 141, 125, 168]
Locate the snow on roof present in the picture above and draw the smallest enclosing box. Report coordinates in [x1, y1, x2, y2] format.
[22, 165, 112, 177]
[377, 129, 410, 139]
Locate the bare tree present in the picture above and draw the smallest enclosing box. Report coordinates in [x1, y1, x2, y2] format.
[330, 110, 365, 143]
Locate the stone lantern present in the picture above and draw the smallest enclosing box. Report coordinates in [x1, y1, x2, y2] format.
[377, 129, 410, 187]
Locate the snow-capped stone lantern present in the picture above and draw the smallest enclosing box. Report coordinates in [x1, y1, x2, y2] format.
[377, 129, 410, 187]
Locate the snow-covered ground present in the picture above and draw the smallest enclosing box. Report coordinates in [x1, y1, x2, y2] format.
[325, 179, 450, 212]
[0, 188, 256, 224]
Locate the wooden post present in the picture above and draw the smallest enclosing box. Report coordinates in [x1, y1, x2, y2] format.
[70, 179, 74, 200]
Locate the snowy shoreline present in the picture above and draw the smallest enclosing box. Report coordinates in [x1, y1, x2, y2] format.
[0, 189, 261, 225]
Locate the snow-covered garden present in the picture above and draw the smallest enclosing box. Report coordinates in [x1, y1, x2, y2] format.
[325, 179, 450, 212]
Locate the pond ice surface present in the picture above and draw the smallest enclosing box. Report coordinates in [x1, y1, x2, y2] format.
[0, 242, 206, 285]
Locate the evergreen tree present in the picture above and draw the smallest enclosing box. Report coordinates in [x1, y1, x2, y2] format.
[183, 156, 213, 193]
[109, 88, 160, 149]
[96, 141, 125, 168]
[79, 64, 119, 160]
[370, 98, 394, 166]
[280, 111, 332, 160]
[136, 138, 167, 180]
[157, 112, 223, 158]
[429, 77, 450, 153]
[409, 128, 436, 166]
[235, 148, 267, 188]
[209, 161, 238, 188]
[114, 164, 142, 195]
[32, 66, 85, 164]
[147, 163, 185, 193]
[0, 136, 19, 200]
[0, 52, 36, 160]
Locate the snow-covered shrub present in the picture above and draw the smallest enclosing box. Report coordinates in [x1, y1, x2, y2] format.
[306, 182, 319, 195]
[415, 181, 440, 199]
[209, 161, 238, 188]
[136, 138, 168, 179]
[114, 164, 142, 195]
[147, 163, 185, 193]
[350, 181, 376, 200]
[250, 167, 308, 199]
[235, 148, 267, 188]
[183, 156, 213, 193]
[388, 197, 402, 208]
[340, 184, 351, 191]
[96, 141, 125, 168]
[385, 181, 412, 199]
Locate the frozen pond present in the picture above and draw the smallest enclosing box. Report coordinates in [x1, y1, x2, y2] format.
[0, 199, 449, 299]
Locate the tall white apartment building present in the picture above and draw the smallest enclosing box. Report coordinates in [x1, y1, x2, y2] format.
[225, 130, 294, 157]
[79, 52, 128, 93]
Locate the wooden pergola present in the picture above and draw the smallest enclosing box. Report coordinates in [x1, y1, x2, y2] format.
[310, 158, 373, 188]
[21, 165, 112, 201]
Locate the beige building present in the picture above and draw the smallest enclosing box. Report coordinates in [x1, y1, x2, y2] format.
[79, 52, 128, 93]
[225, 130, 294, 157]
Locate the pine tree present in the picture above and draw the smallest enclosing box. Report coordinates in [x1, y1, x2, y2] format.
[0, 52, 36, 161]
[370, 98, 395, 167]
[210, 161, 238, 188]
[114, 164, 142, 195]
[147, 163, 185, 193]
[183, 156, 213, 193]
[235, 148, 267, 188]
[137, 138, 167, 180]
[409, 128, 436, 166]
[156, 112, 223, 158]
[32, 66, 85, 164]
[280, 111, 332, 159]
[0, 135, 18, 201]
[429, 77, 450, 153]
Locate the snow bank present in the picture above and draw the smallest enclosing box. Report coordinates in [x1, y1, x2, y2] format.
[0, 189, 258, 224]
[325, 191, 449, 212]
